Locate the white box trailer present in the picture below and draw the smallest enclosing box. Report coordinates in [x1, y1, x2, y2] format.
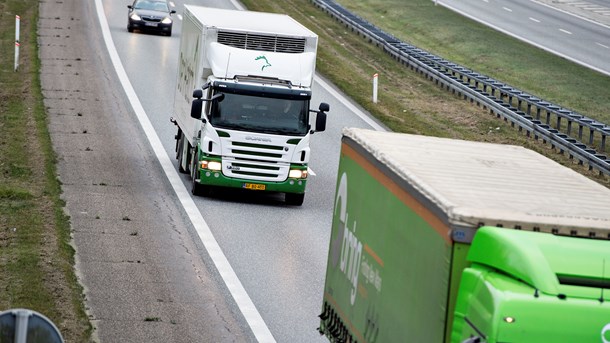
[171, 6, 329, 205]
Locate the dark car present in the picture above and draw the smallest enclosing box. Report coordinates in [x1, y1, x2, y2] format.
[127, 0, 176, 36]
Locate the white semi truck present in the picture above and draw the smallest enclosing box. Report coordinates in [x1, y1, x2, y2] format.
[171, 5, 329, 205]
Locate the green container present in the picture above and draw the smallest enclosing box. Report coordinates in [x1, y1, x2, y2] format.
[319, 128, 610, 343]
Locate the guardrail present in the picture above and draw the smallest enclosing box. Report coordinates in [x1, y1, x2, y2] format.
[311, 0, 610, 176]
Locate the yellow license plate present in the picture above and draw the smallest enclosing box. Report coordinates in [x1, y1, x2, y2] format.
[243, 183, 266, 191]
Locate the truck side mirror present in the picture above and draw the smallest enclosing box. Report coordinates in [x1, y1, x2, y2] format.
[315, 111, 327, 132]
[193, 89, 203, 98]
[191, 99, 203, 119]
[314, 102, 329, 132]
[319, 102, 330, 112]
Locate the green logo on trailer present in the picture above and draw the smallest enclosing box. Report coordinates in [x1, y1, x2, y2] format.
[255, 55, 272, 71]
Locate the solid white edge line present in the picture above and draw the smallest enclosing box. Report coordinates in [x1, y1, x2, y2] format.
[93, 0, 276, 342]
[530, 0, 610, 30]
[436, 1, 610, 77]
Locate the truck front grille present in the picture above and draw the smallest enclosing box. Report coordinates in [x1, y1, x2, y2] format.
[223, 141, 290, 181]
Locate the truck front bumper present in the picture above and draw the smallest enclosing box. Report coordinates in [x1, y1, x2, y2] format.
[195, 169, 307, 194]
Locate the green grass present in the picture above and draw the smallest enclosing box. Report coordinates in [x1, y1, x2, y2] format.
[0, 0, 91, 340]
[0, 0, 607, 340]
[240, 0, 609, 187]
[332, 0, 610, 125]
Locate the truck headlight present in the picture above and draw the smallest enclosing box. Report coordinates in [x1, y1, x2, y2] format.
[200, 160, 222, 171]
[289, 169, 308, 179]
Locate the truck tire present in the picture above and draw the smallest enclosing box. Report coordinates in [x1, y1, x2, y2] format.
[285, 193, 304, 206]
[174, 128, 182, 159]
[191, 152, 211, 197]
[191, 176, 204, 196]
[177, 135, 190, 174]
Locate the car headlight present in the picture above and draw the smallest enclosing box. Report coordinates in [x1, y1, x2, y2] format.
[161, 17, 172, 24]
[289, 169, 308, 179]
[130, 13, 141, 20]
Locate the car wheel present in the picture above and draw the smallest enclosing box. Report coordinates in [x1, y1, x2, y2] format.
[127, 24, 133, 33]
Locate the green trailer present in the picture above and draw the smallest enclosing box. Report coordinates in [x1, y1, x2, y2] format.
[319, 128, 610, 343]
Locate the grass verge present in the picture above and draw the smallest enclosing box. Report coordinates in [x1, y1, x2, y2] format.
[239, 0, 609, 187]
[0, 0, 91, 341]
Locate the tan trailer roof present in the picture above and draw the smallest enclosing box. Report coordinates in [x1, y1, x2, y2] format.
[343, 128, 610, 236]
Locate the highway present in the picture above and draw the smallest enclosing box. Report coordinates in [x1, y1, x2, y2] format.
[437, 0, 610, 76]
[44, 0, 606, 341]
[95, 0, 385, 341]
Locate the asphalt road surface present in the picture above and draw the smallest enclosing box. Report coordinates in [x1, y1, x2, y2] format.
[437, 0, 610, 76]
[42, 0, 385, 342]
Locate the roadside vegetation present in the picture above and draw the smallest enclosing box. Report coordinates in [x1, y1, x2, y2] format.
[0, 0, 607, 341]
[0, 0, 91, 341]
[240, 0, 609, 187]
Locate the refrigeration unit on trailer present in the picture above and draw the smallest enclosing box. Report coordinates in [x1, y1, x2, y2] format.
[171, 5, 329, 205]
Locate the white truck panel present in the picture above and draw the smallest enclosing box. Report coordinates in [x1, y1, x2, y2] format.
[174, 5, 319, 146]
[206, 43, 317, 87]
[343, 128, 610, 232]
[185, 5, 318, 39]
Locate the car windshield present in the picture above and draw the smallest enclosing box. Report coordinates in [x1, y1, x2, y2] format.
[134, 0, 168, 11]
[209, 92, 310, 136]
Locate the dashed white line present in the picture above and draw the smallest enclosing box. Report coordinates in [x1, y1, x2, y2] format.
[559, 28, 573, 34]
[503, 7, 513, 12]
[596, 42, 610, 49]
[529, 17, 541, 22]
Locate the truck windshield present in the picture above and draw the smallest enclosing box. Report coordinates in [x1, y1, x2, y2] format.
[209, 92, 310, 136]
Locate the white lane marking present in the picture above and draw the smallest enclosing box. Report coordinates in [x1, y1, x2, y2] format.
[438, 1, 610, 77]
[503, 7, 513, 12]
[177, 14, 182, 21]
[529, 17, 541, 22]
[169, 1, 175, 7]
[560, 28, 573, 34]
[530, 0, 610, 30]
[93, 0, 276, 342]
[596, 42, 610, 49]
[482, 0, 489, 3]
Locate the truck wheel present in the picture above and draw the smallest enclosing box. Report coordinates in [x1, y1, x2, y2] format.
[174, 128, 182, 159]
[177, 136, 190, 174]
[191, 176, 204, 196]
[191, 152, 211, 197]
[285, 193, 304, 206]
